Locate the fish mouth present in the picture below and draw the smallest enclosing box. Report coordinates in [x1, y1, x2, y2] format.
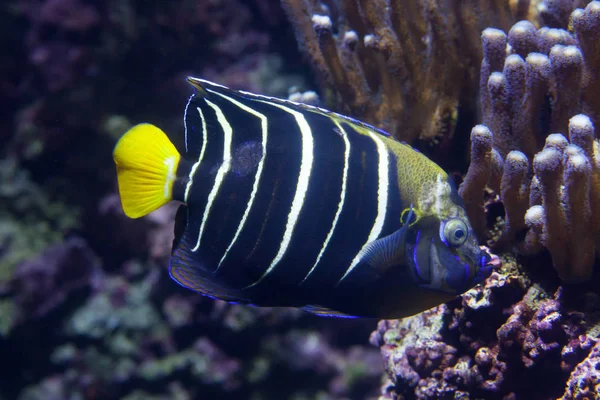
[472, 247, 496, 285]
[480, 251, 492, 268]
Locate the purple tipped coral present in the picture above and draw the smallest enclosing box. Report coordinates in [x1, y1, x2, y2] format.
[371, 3, 600, 399]
[460, 1, 600, 282]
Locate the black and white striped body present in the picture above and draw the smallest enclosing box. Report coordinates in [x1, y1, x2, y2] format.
[168, 78, 451, 317]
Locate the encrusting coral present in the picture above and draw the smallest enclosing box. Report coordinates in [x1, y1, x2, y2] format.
[281, 0, 537, 145]
[371, 255, 600, 399]
[561, 339, 600, 399]
[460, 1, 600, 283]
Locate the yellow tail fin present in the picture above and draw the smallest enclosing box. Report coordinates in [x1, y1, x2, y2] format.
[113, 123, 180, 218]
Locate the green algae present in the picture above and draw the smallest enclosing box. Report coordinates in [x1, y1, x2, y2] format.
[0, 159, 79, 289]
[138, 350, 208, 381]
[122, 383, 190, 400]
[0, 299, 17, 336]
[67, 276, 162, 339]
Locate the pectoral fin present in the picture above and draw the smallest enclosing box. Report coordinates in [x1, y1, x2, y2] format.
[356, 211, 413, 275]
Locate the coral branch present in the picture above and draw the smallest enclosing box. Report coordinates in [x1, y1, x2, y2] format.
[283, 0, 528, 144]
[459, 125, 503, 240]
[500, 151, 530, 246]
[461, 1, 600, 282]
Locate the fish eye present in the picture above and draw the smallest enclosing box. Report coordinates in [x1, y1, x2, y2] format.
[442, 219, 468, 247]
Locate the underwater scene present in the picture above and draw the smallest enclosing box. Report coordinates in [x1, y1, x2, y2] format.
[2, 0, 600, 399]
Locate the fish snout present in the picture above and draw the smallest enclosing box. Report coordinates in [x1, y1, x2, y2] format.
[472, 246, 497, 285]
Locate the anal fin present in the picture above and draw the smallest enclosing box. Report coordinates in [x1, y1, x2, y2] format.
[169, 237, 250, 304]
[300, 304, 359, 319]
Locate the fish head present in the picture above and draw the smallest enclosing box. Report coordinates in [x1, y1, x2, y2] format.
[405, 214, 492, 294]
[404, 176, 493, 294]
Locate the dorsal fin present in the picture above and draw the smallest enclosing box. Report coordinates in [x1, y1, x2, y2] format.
[185, 77, 392, 140]
[182, 92, 206, 160]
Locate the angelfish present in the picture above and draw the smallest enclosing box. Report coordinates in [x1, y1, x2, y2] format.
[113, 77, 492, 319]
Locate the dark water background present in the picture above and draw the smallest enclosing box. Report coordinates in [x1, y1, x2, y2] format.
[0, 1, 384, 399]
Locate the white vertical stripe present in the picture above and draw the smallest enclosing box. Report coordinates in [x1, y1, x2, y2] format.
[338, 130, 389, 283]
[184, 106, 208, 202]
[435, 173, 444, 215]
[301, 121, 350, 284]
[209, 90, 268, 271]
[164, 156, 177, 198]
[183, 94, 194, 153]
[191, 99, 233, 252]
[246, 100, 314, 287]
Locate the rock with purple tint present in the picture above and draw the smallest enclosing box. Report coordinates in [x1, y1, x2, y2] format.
[11, 237, 100, 325]
[561, 338, 600, 400]
[373, 260, 598, 399]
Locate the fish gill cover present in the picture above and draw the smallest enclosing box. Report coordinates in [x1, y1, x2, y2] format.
[1, 0, 599, 400]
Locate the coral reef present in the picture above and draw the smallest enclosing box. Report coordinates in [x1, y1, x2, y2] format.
[5, 0, 600, 399]
[460, 1, 600, 282]
[561, 338, 600, 400]
[11, 262, 382, 399]
[0, 158, 80, 300]
[281, 0, 536, 147]
[371, 256, 600, 399]
[10, 237, 100, 331]
[373, 2, 600, 400]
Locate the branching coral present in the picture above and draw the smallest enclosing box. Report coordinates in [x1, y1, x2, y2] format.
[281, 0, 536, 144]
[460, 1, 600, 282]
